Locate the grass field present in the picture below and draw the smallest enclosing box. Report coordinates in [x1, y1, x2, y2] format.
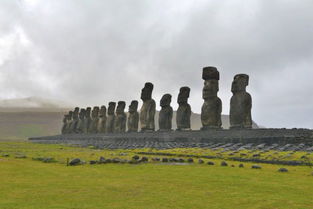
[0, 141, 313, 209]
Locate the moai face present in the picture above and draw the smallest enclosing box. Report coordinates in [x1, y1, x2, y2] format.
[99, 106, 107, 116]
[129, 100, 138, 113]
[203, 80, 219, 100]
[85, 107, 91, 118]
[68, 111, 73, 120]
[177, 87, 190, 104]
[116, 101, 126, 114]
[108, 102, 116, 115]
[73, 108, 79, 120]
[79, 109, 86, 120]
[202, 66, 219, 81]
[231, 74, 249, 93]
[160, 94, 172, 107]
[91, 107, 99, 119]
[141, 82, 153, 102]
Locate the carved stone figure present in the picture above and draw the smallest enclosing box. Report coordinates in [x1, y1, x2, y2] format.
[127, 100, 139, 132]
[159, 94, 173, 131]
[69, 107, 80, 133]
[140, 82, 156, 132]
[201, 67, 222, 130]
[114, 101, 127, 133]
[89, 106, 99, 133]
[97, 106, 107, 133]
[61, 114, 69, 134]
[83, 107, 92, 133]
[64, 111, 73, 134]
[106, 102, 116, 133]
[230, 74, 252, 129]
[76, 108, 86, 134]
[176, 87, 191, 131]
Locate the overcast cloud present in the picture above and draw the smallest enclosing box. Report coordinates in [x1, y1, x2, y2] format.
[0, 0, 313, 128]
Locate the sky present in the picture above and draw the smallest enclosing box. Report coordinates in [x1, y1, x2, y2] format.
[0, 0, 313, 128]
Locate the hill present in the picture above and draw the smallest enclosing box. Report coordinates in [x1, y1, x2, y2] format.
[0, 108, 258, 140]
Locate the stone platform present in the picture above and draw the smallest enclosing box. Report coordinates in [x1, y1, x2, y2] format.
[29, 128, 313, 151]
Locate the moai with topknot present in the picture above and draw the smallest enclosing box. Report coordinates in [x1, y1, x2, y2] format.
[176, 87, 191, 131]
[89, 106, 99, 133]
[83, 107, 92, 133]
[114, 101, 127, 133]
[69, 107, 80, 133]
[97, 105, 107, 133]
[127, 100, 139, 132]
[201, 67, 222, 130]
[106, 102, 116, 133]
[76, 108, 86, 134]
[230, 74, 252, 129]
[140, 82, 156, 132]
[159, 94, 173, 131]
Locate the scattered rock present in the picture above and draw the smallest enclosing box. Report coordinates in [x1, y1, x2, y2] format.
[112, 158, 122, 163]
[239, 164, 244, 168]
[90, 160, 98, 165]
[152, 157, 160, 162]
[252, 154, 261, 158]
[69, 158, 82, 166]
[105, 159, 112, 163]
[187, 158, 194, 163]
[278, 168, 288, 172]
[15, 155, 27, 159]
[140, 157, 149, 162]
[99, 156, 106, 164]
[231, 165, 235, 167]
[132, 155, 140, 160]
[178, 158, 185, 163]
[162, 158, 169, 162]
[2, 154, 9, 157]
[251, 165, 262, 169]
[240, 153, 247, 157]
[207, 161, 215, 165]
[221, 161, 228, 166]
[198, 159, 204, 164]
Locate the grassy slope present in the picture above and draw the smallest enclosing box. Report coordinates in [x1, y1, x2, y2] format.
[0, 142, 312, 209]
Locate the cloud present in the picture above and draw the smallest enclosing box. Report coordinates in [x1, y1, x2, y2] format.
[0, 0, 313, 128]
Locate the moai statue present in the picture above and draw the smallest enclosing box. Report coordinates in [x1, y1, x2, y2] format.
[114, 101, 127, 133]
[83, 107, 92, 133]
[97, 105, 107, 133]
[64, 111, 73, 134]
[201, 67, 222, 130]
[61, 114, 69, 134]
[159, 94, 173, 131]
[139, 82, 156, 132]
[127, 100, 139, 132]
[89, 106, 99, 133]
[176, 87, 191, 131]
[106, 102, 116, 133]
[75, 108, 86, 134]
[230, 74, 252, 129]
[69, 107, 80, 133]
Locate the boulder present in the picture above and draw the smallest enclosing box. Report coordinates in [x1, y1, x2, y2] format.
[198, 159, 204, 164]
[69, 158, 82, 166]
[239, 164, 244, 168]
[221, 161, 228, 166]
[207, 161, 215, 165]
[187, 158, 194, 163]
[251, 165, 262, 169]
[278, 168, 288, 173]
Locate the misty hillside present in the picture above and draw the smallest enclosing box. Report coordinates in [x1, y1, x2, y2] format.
[0, 97, 70, 109]
[0, 108, 258, 140]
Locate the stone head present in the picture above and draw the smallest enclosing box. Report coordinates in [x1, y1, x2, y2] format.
[231, 74, 249, 93]
[91, 106, 99, 118]
[129, 100, 138, 113]
[116, 101, 126, 114]
[177, 86, 190, 104]
[85, 107, 91, 118]
[72, 108, 79, 120]
[203, 80, 219, 100]
[99, 106, 107, 116]
[68, 111, 73, 119]
[108, 102, 116, 115]
[79, 109, 86, 119]
[141, 82, 154, 101]
[202, 66, 220, 81]
[160, 94, 172, 107]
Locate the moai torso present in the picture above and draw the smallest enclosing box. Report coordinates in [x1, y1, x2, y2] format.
[89, 107, 99, 133]
[201, 67, 222, 130]
[140, 82, 156, 132]
[69, 107, 80, 133]
[97, 106, 107, 133]
[114, 101, 127, 133]
[159, 94, 173, 131]
[65, 111, 73, 134]
[61, 114, 68, 134]
[176, 87, 191, 130]
[83, 107, 92, 133]
[106, 102, 116, 133]
[127, 100, 139, 132]
[230, 74, 252, 129]
[76, 109, 86, 134]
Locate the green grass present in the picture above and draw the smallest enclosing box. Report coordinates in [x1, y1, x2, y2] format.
[0, 141, 313, 209]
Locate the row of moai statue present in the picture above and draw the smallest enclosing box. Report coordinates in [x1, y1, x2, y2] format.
[62, 66, 252, 134]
